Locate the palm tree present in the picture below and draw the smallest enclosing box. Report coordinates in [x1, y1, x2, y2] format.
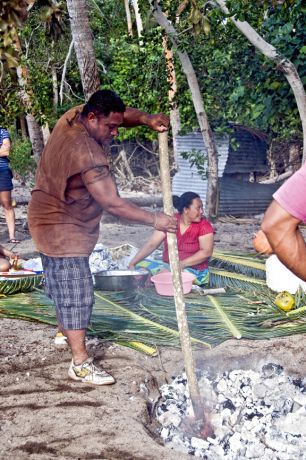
[66, 0, 100, 100]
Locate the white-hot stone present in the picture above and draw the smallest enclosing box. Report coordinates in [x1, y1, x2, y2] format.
[156, 364, 306, 459]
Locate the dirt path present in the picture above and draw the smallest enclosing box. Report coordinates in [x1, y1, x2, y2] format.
[2, 194, 306, 460]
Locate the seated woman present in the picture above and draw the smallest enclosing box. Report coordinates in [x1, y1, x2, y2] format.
[0, 244, 18, 271]
[129, 192, 214, 285]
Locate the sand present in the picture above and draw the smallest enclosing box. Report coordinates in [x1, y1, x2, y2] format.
[1, 187, 306, 460]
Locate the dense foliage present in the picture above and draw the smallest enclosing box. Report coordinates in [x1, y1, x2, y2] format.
[0, 0, 305, 161]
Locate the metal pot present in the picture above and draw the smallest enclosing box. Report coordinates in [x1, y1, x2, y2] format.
[94, 269, 150, 291]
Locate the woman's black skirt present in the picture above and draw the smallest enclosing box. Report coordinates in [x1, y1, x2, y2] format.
[0, 168, 13, 192]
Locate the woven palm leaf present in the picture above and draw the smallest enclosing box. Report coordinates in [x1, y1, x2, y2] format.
[209, 267, 266, 290]
[210, 250, 266, 279]
[2, 284, 306, 350]
[0, 275, 43, 295]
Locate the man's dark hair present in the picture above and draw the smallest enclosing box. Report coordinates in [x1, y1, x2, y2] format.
[81, 90, 126, 118]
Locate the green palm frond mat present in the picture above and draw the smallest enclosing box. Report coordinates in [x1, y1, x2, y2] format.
[1, 250, 305, 350]
[210, 250, 266, 279]
[2, 285, 306, 349]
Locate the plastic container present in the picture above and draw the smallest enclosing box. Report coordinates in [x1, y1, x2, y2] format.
[151, 271, 196, 296]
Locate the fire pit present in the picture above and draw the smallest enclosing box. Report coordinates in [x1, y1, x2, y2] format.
[155, 363, 306, 458]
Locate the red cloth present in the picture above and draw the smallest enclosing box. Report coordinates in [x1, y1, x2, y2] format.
[162, 214, 214, 270]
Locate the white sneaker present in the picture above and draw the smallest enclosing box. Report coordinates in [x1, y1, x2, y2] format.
[68, 357, 115, 385]
[54, 331, 68, 349]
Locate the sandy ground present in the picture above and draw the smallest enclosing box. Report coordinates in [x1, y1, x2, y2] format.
[1, 186, 306, 460]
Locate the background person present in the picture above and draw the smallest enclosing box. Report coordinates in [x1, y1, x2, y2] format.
[128, 192, 215, 285]
[0, 244, 18, 272]
[28, 89, 177, 386]
[0, 127, 18, 244]
[261, 160, 306, 281]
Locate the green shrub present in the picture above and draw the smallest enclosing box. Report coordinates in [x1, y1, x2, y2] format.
[10, 138, 36, 181]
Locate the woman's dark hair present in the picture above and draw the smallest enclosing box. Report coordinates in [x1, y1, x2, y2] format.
[81, 89, 126, 118]
[173, 192, 201, 214]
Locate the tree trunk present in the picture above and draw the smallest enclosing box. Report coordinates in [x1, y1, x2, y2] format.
[150, 1, 219, 218]
[66, 0, 100, 100]
[16, 65, 44, 160]
[15, 36, 44, 159]
[19, 116, 27, 139]
[60, 39, 74, 105]
[163, 37, 181, 161]
[215, 0, 306, 163]
[52, 65, 58, 108]
[42, 123, 51, 145]
[26, 114, 45, 162]
[288, 143, 301, 173]
[124, 0, 133, 36]
[132, 0, 143, 38]
[260, 170, 293, 184]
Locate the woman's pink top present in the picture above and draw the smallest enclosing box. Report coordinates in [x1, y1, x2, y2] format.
[162, 213, 214, 270]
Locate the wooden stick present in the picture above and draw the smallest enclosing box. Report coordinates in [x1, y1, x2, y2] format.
[158, 131, 203, 419]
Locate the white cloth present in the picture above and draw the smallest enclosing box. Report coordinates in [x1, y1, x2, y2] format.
[265, 254, 306, 293]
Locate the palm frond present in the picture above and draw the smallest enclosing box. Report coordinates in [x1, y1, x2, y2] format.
[2, 259, 306, 350]
[211, 250, 266, 279]
[209, 267, 266, 290]
[0, 275, 43, 295]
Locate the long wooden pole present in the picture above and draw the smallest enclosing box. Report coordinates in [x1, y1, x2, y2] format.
[158, 131, 203, 419]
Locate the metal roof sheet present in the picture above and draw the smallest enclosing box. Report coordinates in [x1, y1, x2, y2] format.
[172, 132, 229, 203]
[172, 131, 276, 216]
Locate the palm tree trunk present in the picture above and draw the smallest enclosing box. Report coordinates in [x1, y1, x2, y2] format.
[215, 0, 306, 163]
[26, 114, 45, 162]
[150, 1, 219, 218]
[66, 0, 100, 100]
[16, 65, 44, 160]
[15, 37, 44, 159]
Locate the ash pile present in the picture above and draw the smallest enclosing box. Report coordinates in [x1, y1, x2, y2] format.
[156, 363, 306, 459]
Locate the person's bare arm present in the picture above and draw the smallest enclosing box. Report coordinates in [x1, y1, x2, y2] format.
[82, 166, 177, 232]
[0, 138, 11, 157]
[0, 244, 17, 259]
[180, 233, 214, 270]
[128, 230, 166, 268]
[122, 108, 169, 132]
[261, 200, 306, 281]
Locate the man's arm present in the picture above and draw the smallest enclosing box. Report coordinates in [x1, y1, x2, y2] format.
[82, 166, 177, 233]
[122, 108, 169, 132]
[261, 200, 306, 281]
[0, 138, 11, 157]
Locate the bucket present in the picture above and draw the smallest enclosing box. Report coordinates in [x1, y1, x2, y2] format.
[151, 271, 196, 296]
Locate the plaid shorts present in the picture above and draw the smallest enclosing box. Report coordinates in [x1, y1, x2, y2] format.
[40, 254, 94, 330]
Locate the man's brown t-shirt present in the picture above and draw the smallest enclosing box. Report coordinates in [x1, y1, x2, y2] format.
[28, 106, 109, 257]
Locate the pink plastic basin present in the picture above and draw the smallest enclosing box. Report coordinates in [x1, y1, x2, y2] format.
[151, 271, 196, 296]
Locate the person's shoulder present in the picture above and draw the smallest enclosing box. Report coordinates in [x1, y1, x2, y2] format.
[198, 217, 215, 233]
[0, 127, 10, 138]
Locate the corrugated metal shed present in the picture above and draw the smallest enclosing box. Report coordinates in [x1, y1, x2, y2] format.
[172, 132, 229, 204]
[225, 126, 268, 174]
[218, 178, 280, 216]
[172, 128, 280, 217]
